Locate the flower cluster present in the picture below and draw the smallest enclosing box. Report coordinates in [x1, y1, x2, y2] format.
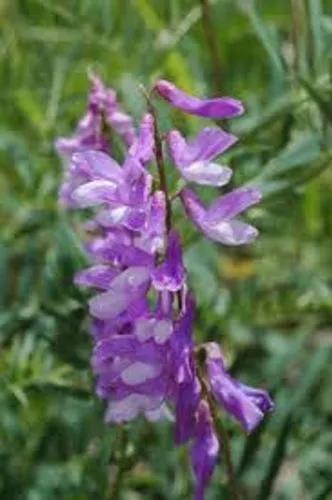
[56, 75, 273, 500]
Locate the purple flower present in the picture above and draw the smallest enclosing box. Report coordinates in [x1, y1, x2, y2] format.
[56, 76, 274, 500]
[191, 400, 219, 500]
[155, 80, 244, 119]
[152, 230, 186, 292]
[89, 266, 150, 320]
[180, 186, 261, 245]
[56, 74, 137, 206]
[168, 127, 236, 186]
[205, 343, 274, 432]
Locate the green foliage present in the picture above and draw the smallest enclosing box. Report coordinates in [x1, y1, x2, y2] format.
[1, 0, 332, 498]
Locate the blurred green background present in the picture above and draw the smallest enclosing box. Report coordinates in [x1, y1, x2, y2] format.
[1, 0, 332, 499]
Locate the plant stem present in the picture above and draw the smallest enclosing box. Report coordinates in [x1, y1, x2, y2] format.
[291, 0, 308, 75]
[200, 0, 223, 94]
[215, 416, 241, 500]
[140, 85, 172, 231]
[107, 426, 127, 500]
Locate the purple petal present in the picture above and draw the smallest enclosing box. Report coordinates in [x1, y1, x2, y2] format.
[74, 265, 119, 290]
[168, 128, 237, 167]
[105, 394, 164, 423]
[107, 110, 136, 147]
[72, 180, 118, 207]
[135, 317, 173, 344]
[120, 157, 152, 205]
[191, 400, 220, 500]
[71, 150, 123, 182]
[135, 191, 166, 254]
[181, 161, 232, 186]
[205, 187, 262, 223]
[129, 113, 155, 165]
[89, 239, 154, 268]
[202, 219, 259, 246]
[175, 377, 201, 444]
[155, 80, 244, 119]
[151, 230, 185, 292]
[206, 343, 274, 432]
[181, 188, 260, 246]
[89, 266, 150, 319]
[180, 188, 207, 228]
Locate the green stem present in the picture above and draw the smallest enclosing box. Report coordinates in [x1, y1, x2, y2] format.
[291, 0, 308, 75]
[140, 85, 172, 231]
[199, 0, 223, 94]
[107, 426, 127, 500]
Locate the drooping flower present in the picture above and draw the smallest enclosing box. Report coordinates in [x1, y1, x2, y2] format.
[191, 400, 220, 500]
[180, 186, 261, 245]
[205, 343, 274, 432]
[154, 79, 244, 119]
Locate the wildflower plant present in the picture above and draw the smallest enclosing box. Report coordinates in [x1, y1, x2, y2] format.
[55, 74, 274, 500]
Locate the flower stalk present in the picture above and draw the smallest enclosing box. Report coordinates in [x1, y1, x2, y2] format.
[55, 74, 274, 500]
[140, 85, 172, 231]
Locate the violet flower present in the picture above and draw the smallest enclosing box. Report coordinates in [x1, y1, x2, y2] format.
[55, 73, 136, 206]
[168, 127, 236, 186]
[205, 342, 274, 433]
[181, 186, 261, 245]
[55, 76, 274, 500]
[155, 79, 244, 119]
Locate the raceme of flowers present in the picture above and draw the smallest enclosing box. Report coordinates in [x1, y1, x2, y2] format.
[55, 74, 274, 500]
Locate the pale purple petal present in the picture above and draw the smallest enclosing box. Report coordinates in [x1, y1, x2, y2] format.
[89, 266, 150, 319]
[107, 110, 136, 147]
[181, 161, 232, 186]
[74, 265, 119, 290]
[120, 157, 153, 205]
[89, 289, 131, 320]
[180, 188, 206, 228]
[155, 80, 244, 119]
[168, 128, 237, 167]
[135, 318, 173, 344]
[72, 180, 118, 207]
[145, 403, 174, 422]
[71, 150, 123, 182]
[105, 394, 164, 423]
[205, 187, 262, 223]
[202, 219, 259, 246]
[121, 361, 162, 385]
[181, 188, 260, 246]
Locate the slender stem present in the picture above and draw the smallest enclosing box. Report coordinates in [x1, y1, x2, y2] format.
[291, 0, 308, 75]
[107, 426, 127, 500]
[215, 416, 241, 500]
[140, 85, 172, 231]
[200, 0, 223, 94]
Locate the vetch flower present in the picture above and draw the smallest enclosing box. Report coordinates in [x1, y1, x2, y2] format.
[205, 343, 274, 432]
[168, 127, 236, 186]
[191, 400, 219, 500]
[56, 75, 274, 500]
[155, 79, 244, 119]
[180, 186, 262, 245]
